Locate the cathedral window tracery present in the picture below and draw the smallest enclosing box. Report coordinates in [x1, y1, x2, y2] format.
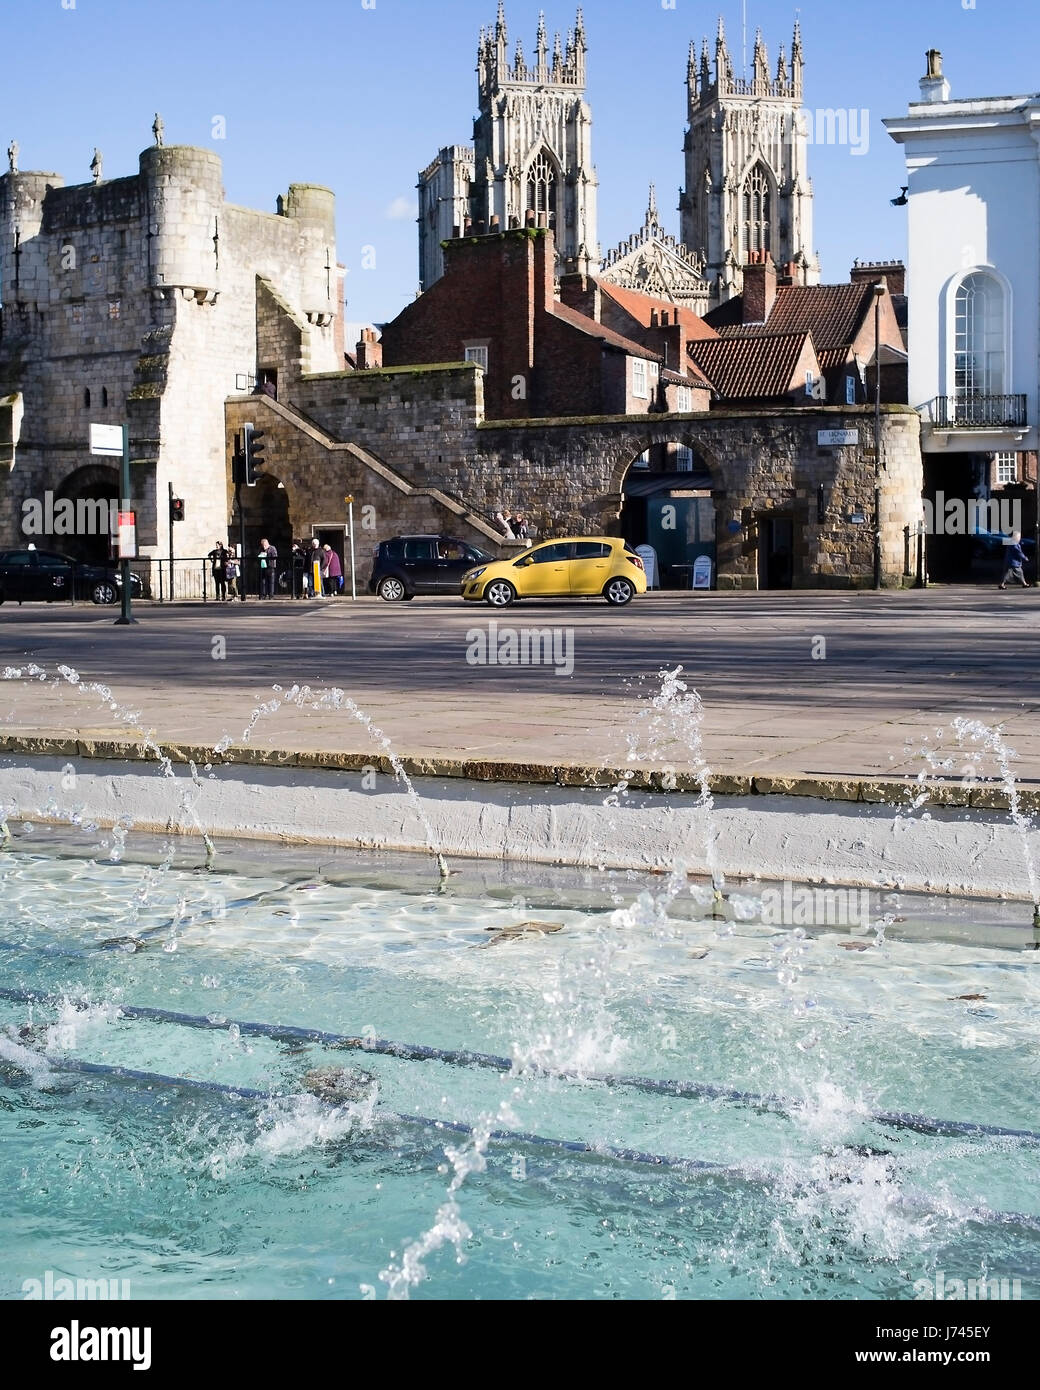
[526, 151, 558, 225]
[742, 164, 772, 257]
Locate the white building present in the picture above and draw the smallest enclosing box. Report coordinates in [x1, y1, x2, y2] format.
[885, 52, 1039, 462]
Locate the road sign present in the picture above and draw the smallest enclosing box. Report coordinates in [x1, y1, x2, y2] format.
[90, 423, 124, 457]
[818, 429, 859, 447]
[117, 511, 137, 559]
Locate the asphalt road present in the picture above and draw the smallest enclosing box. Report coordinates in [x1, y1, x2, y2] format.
[0, 588, 1037, 779]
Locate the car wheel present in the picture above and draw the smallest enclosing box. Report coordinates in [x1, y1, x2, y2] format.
[378, 576, 408, 602]
[91, 581, 118, 606]
[604, 577, 635, 606]
[485, 579, 517, 608]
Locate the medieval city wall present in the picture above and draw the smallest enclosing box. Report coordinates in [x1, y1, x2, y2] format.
[245, 357, 922, 588]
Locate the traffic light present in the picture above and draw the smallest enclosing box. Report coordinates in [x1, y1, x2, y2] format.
[171, 497, 185, 522]
[243, 423, 267, 487]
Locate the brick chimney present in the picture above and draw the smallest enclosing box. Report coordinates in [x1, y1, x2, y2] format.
[355, 327, 382, 370]
[532, 226, 555, 314]
[644, 309, 686, 373]
[742, 250, 778, 324]
[558, 271, 601, 321]
[850, 260, 905, 297]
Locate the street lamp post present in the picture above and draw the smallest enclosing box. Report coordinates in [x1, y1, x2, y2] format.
[872, 282, 885, 591]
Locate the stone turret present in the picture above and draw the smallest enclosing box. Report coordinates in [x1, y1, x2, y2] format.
[141, 145, 223, 302]
[280, 183, 337, 326]
[0, 168, 65, 321]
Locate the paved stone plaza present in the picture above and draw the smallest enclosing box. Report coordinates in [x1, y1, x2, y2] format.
[0, 588, 1037, 788]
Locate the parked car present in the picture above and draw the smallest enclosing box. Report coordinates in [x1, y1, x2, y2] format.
[461, 537, 647, 607]
[0, 549, 143, 606]
[369, 536, 494, 601]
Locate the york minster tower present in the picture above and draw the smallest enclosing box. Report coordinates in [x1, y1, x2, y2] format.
[680, 20, 819, 304]
[418, 4, 599, 290]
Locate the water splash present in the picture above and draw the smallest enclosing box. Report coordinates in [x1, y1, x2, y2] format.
[951, 717, 1039, 910]
[378, 1104, 515, 1300]
[2, 663, 216, 865]
[626, 666, 725, 905]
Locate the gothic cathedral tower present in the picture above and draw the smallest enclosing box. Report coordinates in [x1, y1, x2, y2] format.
[418, 5, 599, 290]
[680, 19, 819, 305]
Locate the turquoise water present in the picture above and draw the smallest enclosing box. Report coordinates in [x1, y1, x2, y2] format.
[1, 839, 1038, 1301]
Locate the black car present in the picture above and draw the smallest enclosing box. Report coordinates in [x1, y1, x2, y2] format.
[369, 536, 494, 601]
[0, 549, 143, 606]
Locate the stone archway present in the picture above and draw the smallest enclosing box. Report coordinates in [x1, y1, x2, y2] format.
[613, 433, 720, 589]
[45, 463, 121, 564]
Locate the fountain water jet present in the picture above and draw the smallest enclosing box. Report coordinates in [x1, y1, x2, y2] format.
[215, 683, 451, 880]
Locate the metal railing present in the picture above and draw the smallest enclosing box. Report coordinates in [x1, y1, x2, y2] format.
[139, 558, 332, 602]
[933, 394, 1028, 429]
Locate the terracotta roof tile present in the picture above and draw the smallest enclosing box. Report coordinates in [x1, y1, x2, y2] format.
[596, 282, 718, 341]
[687, 331, 816, 400]
[710, 283, 879, 350]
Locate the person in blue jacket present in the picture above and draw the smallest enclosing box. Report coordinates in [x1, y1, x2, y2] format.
[999, 533, 1031, 590]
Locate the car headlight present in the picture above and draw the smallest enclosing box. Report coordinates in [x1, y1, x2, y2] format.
[464, 567, 487, 581]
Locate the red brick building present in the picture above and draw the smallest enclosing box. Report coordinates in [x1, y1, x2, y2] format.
[381, 229, 906, 420]
[380, 226, 711, 419]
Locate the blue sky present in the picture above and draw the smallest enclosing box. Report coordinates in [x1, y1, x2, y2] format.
[2, 0, 1036, 329]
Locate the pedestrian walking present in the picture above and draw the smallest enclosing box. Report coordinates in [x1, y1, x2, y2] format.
[258, 539, 278, 598]
[493, 511, 515, 540]
[998, 533, 1031, 590]
[208, 541, 229, 602]
[322, 544, 344, 595]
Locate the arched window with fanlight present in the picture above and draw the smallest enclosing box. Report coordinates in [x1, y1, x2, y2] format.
[954, 272, 1005, 402]
[742, 164, 772, 258]
[526, 152, 557, 227]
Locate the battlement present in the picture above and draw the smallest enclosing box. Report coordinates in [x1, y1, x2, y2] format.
[690, 17, 804, 111]
[0, 143, 337, 324]
[478, 3, 587, 93]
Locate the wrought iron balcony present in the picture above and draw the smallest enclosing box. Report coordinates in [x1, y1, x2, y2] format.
[933, 394, 1028, 429]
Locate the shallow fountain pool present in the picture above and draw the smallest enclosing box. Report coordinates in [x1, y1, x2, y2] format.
[0, 835, 1038, 1301]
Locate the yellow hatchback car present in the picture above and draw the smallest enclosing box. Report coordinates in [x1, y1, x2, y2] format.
[461, 536, 648, 607]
